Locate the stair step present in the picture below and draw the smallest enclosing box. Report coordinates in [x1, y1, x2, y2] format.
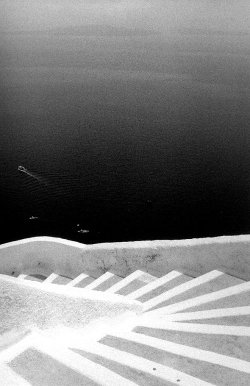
[182, 315, 250, 327]
[0, 364, 32, 386]
[72, 276, 96, 288]
[0, 333, 37, 364]
[147, 281, 250, 316]
[42, 273, 60, 284]
[159, 273, 244, 307]
[133, 324, 250, 361]
[66, 273, 89, 287]
[73, 349, 175, 386]
[2, 266, 250, 386]
[9, 339, 138, 386]
[159, 306, 250, 326]
[106, 270, 157, 295]
[17, 274, 46, 283]
[181, 284, 250, 313]
[83, 272, 121, 291]
[73, 342, 213, 386]
[50, 275, 72, 285]
[100, 332, 250, 386]
[136, 319, 250, 336]
[94, 274, 122, 291]
[17, 274, 28, 280]
[147, 272, 244, 311]
[127, 271, 192, 302]
[143, 270, 224, 311]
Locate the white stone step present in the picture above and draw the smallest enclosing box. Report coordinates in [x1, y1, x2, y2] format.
[100, 331, 250, 385]
[17, 274, 45, 282]
[93, 273, 122, 291]
[83, 272, 121, 291]
[182, 281, 250, 313]
[0, 364, 32, 386]
[10, 335, 139, 386]
[43, 273, 60, 284]
[17, 274, 28, 280]
[184, 315, 250, 327]
[143, 270, 224, 311]
[147, 272, 243, 310]
[66, 273, 89, 287]
[72, 341, 214, 386]
[126, 271, 192, 301]
[161, 306, 250, 325]
[42, 273, 72, 285]
[73, 276, 96, 288]
[147, 281, 250, 316]
[137, 320, 250, 337]
[50, 275, 72, 285]
[67, 273, 96, 288]
[110, 330, 250, 371]
[133, 323, 250, 361]
[176, 314, 250, 327]
[18, 273, 72, 284]
[41, 273, 73, 285]
[0, 332, 34, 363]
[105, 270, 157, 295]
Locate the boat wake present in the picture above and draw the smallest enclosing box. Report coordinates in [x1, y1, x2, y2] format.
[18, 166, 48, 186]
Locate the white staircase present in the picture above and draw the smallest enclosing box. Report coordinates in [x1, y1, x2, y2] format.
[1, 267, 249, 385]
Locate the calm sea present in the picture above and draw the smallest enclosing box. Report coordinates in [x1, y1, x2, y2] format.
[1, 8, 250, 244]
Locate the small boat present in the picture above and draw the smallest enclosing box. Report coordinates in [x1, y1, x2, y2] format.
[77, 229, 89, 234]
[18, 165, 27, 173]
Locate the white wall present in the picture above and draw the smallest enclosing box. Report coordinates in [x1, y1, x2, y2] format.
[0, 235, 250, 280]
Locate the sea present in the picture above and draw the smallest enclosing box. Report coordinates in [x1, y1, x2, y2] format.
[1, 4, 250, 244]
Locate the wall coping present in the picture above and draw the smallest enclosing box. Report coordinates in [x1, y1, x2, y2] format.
[1, 234, 250, 251]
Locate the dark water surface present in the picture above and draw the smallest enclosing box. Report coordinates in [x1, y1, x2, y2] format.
[1, 4, 250, 244]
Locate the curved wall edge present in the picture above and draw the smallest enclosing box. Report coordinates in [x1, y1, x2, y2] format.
[0, 235, 250, 280]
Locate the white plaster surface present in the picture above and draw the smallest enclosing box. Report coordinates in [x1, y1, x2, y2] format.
[0, 274, 142, 335]
[0, 235, 250, 280]
[0, 235, 250, 385]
